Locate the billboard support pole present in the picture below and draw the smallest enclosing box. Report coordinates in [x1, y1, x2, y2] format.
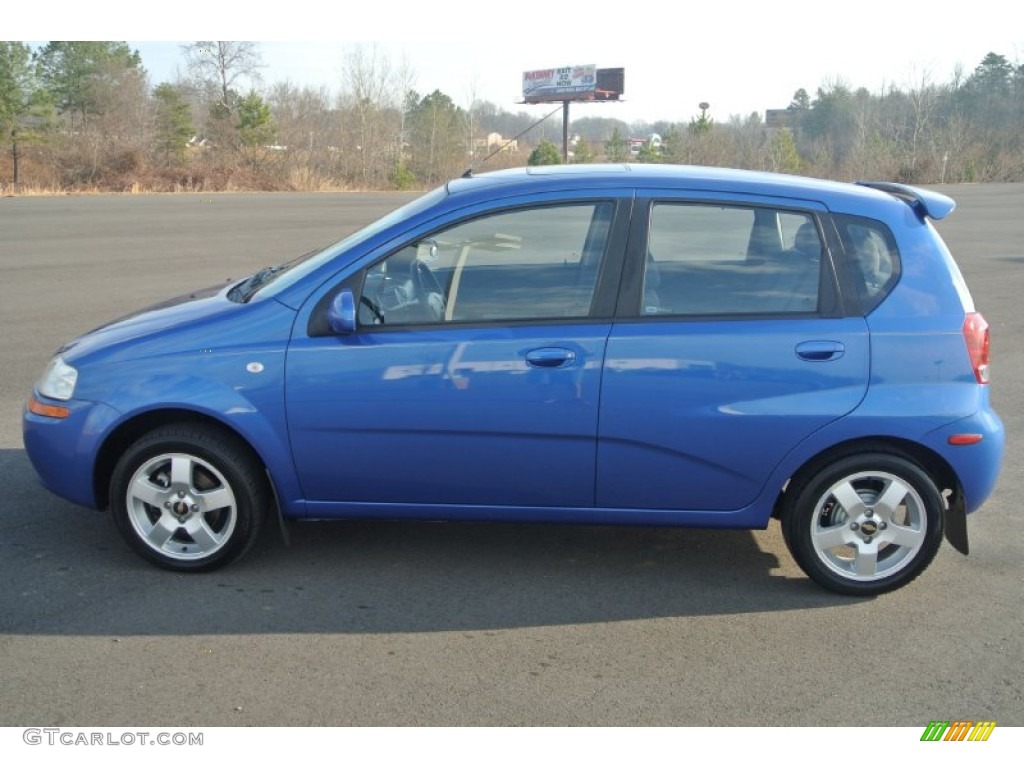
[520, 66, 622, 164]
[562, 101, 570, 162]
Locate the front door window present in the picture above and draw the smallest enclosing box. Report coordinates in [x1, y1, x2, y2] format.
[359, 202, 614, 326]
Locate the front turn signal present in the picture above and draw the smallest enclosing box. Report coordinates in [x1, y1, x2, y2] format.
[28, 395, 70, 419]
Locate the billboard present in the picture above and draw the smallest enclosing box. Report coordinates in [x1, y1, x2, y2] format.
[595, 68, 624, 100]
[522, 65, 597, 103]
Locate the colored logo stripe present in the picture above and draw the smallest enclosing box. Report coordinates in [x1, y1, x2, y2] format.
[969, 722, 996, 741]
[945, 721, 973, 741]
[920, 720, 996, 742]
[921, 721, 949, 741]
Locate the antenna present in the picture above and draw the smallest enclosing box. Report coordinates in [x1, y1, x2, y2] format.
[461, 105, 562, 177]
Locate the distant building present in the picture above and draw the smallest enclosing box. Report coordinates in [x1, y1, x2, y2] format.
[629, 133, 662, 156]
[473, 132, 518, 153]
[765, 109, 796, 128]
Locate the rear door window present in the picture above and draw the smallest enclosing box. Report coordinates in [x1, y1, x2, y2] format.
[642, 202, 823, 315]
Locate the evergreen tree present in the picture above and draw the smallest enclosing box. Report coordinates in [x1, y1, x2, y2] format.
[635, 138, 662, 163]
[689, 103, 714, 135]
[528, 138, 562, 166]
[660, 126, 686, 164]
[152, 83, 194, 165]
[789, 88, 810, 111]
[236, 91, 275, 147]
[571, 136, 595, 163]
[965, 53, 1014, 97]
[957, 52, 1018, 128]
[0, 42, 51, 184]
[803, 82, 858, 163]
[604, 127, 629, 162]
[769, 128, 801, 174]
[408, 89, 466, 183]
[37, 41, 142, 128]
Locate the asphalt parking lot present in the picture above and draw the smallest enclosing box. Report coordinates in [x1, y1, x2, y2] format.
[0, 184, 1021, 726]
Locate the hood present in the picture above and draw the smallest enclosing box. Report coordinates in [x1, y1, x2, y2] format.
[59, 281, 247, 362]
[85, 281, 229, 333]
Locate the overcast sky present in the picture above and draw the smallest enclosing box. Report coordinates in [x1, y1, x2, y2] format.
[16, 0, 1023, 124]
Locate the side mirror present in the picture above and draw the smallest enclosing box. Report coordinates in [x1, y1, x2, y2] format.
[327, 290, 357, 334]
[417, 238, 439, 263]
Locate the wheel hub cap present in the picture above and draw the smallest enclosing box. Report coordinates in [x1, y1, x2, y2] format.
[811, 470, 928, 582]
[125, 452, 238, 561]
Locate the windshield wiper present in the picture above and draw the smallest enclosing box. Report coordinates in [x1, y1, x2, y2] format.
[226, 247, 325, 303]
[228, 264, 288, 303]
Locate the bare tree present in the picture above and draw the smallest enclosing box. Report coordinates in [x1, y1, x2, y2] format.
[182, 41, 263, 113]
[338, 44, 406, 187]
[464, 74, 481, 159]
[266, 81, 339, 187]
[903, 69, 941, 179]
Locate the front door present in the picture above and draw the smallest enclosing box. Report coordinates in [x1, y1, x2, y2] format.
[287, 200, 624, 510]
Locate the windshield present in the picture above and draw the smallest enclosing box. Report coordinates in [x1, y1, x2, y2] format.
[248, 185, 448, 301]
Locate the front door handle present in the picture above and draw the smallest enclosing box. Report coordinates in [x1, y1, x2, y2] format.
[525, 347, 576, 368]
[796, 340, 845, 362]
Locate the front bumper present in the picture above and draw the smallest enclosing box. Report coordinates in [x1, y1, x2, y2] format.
[23, 394, 122, 510]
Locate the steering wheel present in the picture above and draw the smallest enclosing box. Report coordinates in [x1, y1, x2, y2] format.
[411, 260, 445, 320]
[359, 294, 385, 324]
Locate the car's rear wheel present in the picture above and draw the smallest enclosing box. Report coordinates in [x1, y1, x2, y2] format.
[782, 453, 944, 596]
[110, 424, 268, 571]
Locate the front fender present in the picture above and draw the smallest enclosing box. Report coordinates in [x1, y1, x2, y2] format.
[90, 351, 306, 518]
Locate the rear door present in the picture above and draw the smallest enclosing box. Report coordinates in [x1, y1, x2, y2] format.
[597, 193, 870, 511]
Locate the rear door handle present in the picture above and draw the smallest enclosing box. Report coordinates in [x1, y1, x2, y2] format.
[525, 347, 576, 368]
[796, 340, 845, 361]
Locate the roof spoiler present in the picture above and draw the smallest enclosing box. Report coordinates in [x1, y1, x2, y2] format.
[855, 181, 956, 220]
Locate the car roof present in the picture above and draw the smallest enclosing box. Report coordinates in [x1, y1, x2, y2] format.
[446, 164, 948, 221]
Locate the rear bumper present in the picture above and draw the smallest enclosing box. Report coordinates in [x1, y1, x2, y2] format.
[924, 407, 1004, 514]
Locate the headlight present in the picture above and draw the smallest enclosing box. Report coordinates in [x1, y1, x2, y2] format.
[37, 355, 78, 401]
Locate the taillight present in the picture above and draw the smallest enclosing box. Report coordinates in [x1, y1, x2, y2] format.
[963, 312, 990, 384]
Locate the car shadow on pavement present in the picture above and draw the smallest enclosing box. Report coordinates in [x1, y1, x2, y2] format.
[0, 448, 862, 636]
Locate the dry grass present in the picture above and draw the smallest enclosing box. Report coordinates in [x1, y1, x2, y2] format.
[2, 182, 106, 196]
[287, 166, 351, 192]
[0, 148, 435, 196]
[0, 165, 391, 197]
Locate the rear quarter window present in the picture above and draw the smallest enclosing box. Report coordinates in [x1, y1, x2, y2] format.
[832, 214, 901, 314]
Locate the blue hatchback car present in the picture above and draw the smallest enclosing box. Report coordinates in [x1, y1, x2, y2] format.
[23, 165, 1003, 595]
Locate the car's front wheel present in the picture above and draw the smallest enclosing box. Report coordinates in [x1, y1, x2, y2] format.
[109, 424, 268, 571]
[782, 453, 944, 596]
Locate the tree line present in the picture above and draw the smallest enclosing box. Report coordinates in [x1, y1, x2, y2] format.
[1, 42, 1022, 192]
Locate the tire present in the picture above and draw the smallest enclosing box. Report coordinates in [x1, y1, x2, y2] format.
[781, 453, 944, 596]
[109, 423, 269, 571]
